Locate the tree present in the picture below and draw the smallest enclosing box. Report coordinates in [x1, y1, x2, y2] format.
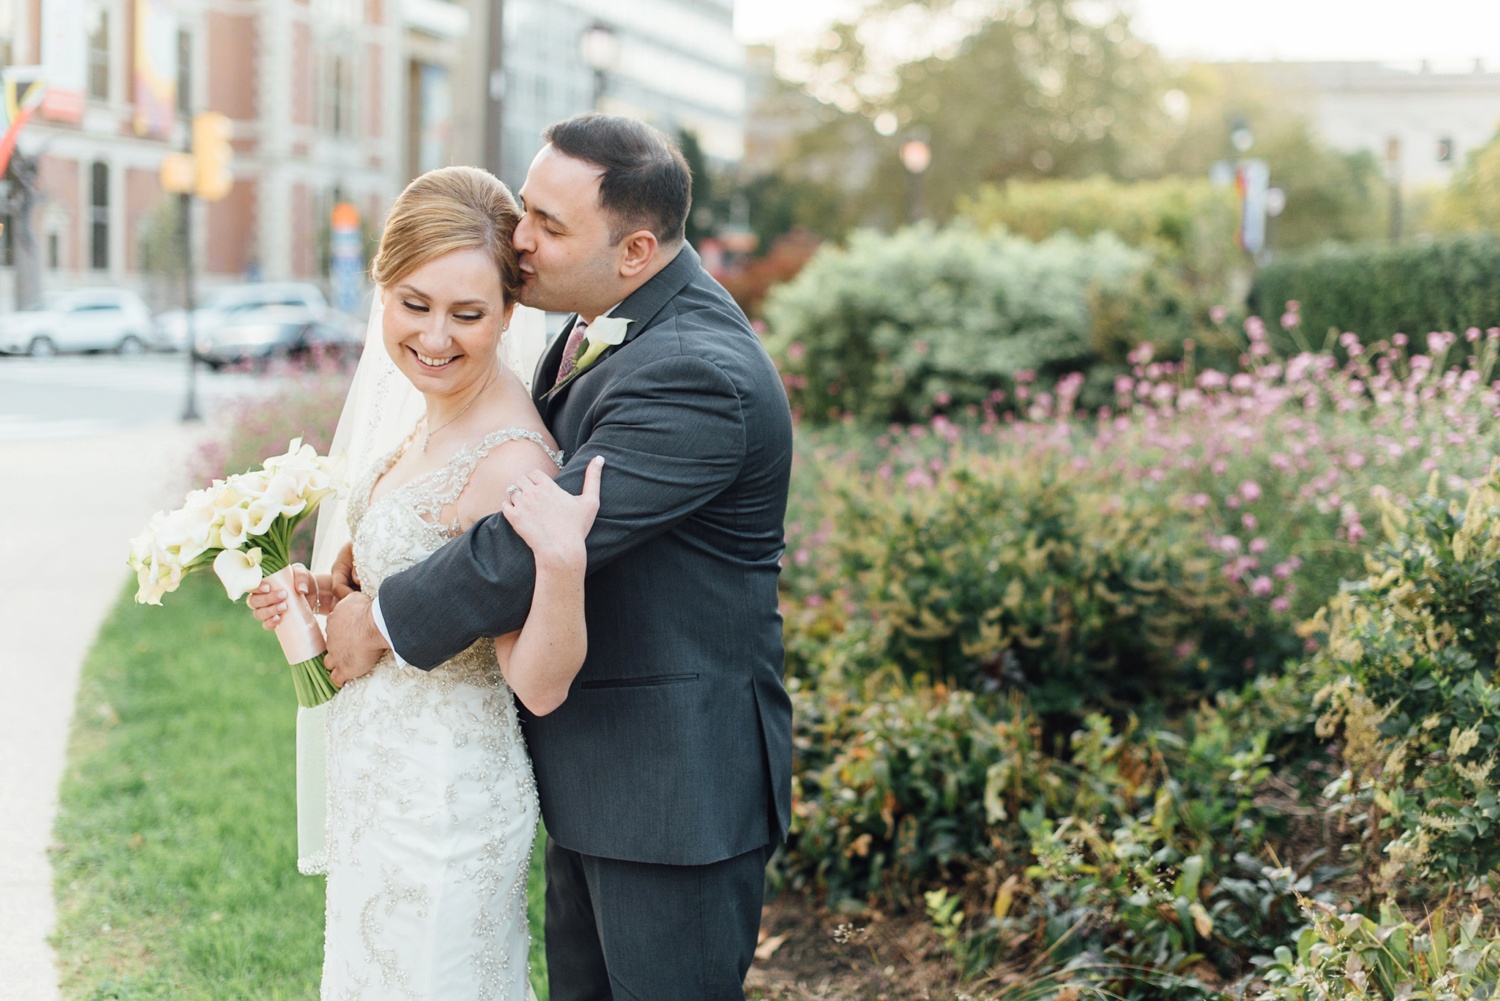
[794, 0, 1171, 222]
[678, 128, 727, 247]
[1429, 126, 1500, 233]
[4, 148, 43, 309]
[772, 4, 1383, 244]
[1148, 62, 1386, 249]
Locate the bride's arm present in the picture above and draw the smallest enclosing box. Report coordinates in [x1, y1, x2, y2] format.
[461, 451, 605, 716]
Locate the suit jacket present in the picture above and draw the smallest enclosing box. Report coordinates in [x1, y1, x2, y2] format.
[377, 244, 794, 867]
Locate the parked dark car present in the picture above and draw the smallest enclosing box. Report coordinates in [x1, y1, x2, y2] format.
[192, 307, 364, 370]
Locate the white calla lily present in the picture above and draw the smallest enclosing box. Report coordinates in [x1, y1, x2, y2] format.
[214, 547, 265, 601]
[218, 507, 252, 551]
[245, 498, 281, 536]
[261, 470, 308, 518]
[573, 316, 632, 373]
[210, 480, 251, 514]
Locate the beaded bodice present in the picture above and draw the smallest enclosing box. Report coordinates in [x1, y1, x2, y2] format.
[347, 424, 563, 685]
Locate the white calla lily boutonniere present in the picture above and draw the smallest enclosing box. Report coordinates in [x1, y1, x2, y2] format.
[545, 316, 633, 398]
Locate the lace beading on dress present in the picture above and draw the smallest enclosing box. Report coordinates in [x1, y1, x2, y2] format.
[317, 425, 560, 1001]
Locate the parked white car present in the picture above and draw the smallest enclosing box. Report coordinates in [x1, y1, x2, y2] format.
[157, 282, 330, 351]
[0, 288, 158, 356]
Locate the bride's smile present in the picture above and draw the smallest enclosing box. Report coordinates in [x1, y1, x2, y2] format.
[382, 246, 514, 412]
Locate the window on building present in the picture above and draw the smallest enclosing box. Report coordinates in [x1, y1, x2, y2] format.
[327, 51, 356, 136]
[88, 7, 110, 100]
[48, 232, 60, 270]
[90, 162, 109, 270]
[0, 211, 12, 267]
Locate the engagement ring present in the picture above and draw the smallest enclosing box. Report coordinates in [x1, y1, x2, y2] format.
[506, 484, 520, 501]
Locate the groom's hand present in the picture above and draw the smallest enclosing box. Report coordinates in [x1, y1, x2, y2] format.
[324, 591, 389, 688]
[330, 541, 360, 600]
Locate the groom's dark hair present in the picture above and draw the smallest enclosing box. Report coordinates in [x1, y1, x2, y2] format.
[544, 113, 691, 247]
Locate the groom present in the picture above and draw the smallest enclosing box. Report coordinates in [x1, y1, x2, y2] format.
[325, 113, 793, 999]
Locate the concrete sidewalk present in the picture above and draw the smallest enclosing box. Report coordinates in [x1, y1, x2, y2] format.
[0, 423, 204, 1001]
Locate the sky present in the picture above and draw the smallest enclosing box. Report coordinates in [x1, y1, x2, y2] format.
[734, 0, 1500, 64]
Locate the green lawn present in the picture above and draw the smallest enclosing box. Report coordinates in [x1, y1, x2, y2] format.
[51, 573, 548, 999]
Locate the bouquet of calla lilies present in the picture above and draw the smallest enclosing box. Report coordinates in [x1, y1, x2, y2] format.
[128, 438, 343, 707]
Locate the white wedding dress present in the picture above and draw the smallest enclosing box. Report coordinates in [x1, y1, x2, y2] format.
[310, 424, 559, 1001]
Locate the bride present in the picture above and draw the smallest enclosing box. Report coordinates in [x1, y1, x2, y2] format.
[250, 165, 599, 999]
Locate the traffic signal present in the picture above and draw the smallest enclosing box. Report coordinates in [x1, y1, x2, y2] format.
[192, 112, 233, 201]
[160, 151, 196, 194]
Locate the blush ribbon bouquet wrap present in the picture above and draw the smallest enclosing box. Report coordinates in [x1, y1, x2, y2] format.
[127, 437, 344, 707]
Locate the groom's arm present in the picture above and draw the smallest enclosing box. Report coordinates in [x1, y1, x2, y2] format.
[377, 353, 748, 669]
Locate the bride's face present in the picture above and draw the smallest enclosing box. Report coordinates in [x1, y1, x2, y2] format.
[382, 247, 510, 399]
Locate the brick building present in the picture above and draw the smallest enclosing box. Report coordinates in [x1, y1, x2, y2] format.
[0, 0, 436, 311]
[1, 0, 748, 313]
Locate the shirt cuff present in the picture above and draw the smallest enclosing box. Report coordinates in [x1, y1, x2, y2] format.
[369, 595, 409, 669]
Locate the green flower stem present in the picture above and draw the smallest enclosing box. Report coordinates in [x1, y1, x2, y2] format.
[261, 510, 334, 708]
[290, 655, 336, 708]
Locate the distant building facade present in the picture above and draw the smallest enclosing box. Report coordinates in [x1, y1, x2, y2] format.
[491, 0, 746, 189]
[0, 0, 746, 312]
[1268, 60, 1500, 189]
[0, 0, 416, 311]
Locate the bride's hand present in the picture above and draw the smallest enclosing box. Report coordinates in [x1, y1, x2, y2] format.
[330, 541, 360, 600]
[247, 564, 325, 630]
[502, 456, 604, 566]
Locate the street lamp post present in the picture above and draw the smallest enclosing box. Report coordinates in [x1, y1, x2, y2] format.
[178, 37, 200, 423]
[580, 23, 619, 111]
[484, 0, 505, 177]
[1386, 136, 1403, 240]
[899, 136, 931, 224]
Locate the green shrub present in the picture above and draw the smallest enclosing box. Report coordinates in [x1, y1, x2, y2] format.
[1255, 903, 1500, 1000]
[1248, 234, 1500, 353]
[763, 224, 1158, 424]
[1314, 469, 1500, 889]
[787, 447, 1296, 717]
[787, 680, 1047, 908]
[189, 366, 352, 485]
[959, 175, 1240, 300]
[782, 670, 1333, 994]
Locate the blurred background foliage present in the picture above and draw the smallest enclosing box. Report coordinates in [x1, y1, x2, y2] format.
[703, 3, 1500, 991]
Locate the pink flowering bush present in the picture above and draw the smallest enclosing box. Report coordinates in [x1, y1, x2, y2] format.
[776, 316, 1500, 997]
[782, 322, 1500, 712]
[189, 363, 353, 486]
[187, 362, 354, 565]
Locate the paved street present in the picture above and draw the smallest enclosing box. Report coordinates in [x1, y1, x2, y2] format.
[0, 353, 275, 441]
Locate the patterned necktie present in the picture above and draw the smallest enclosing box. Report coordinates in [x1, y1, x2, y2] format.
[554, 318, 589, 386]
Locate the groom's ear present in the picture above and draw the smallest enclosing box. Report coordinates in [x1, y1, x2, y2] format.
[617, 229, 659, 279]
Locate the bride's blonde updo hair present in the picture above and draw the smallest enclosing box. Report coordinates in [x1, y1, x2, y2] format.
[370, 166, 522, 302]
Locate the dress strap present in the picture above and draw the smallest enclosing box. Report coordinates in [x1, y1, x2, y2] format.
[350, 425, 564, 537]
[471, 427, 565, 469]
[423, 427, 564, 518]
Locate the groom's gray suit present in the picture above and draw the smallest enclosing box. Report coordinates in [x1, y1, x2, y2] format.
[376, 243, 793, 996]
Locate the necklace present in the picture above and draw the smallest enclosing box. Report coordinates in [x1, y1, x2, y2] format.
[421, 370, 498, 452]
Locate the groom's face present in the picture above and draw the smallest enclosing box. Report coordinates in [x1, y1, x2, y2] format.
[514, 145, 626, 319]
